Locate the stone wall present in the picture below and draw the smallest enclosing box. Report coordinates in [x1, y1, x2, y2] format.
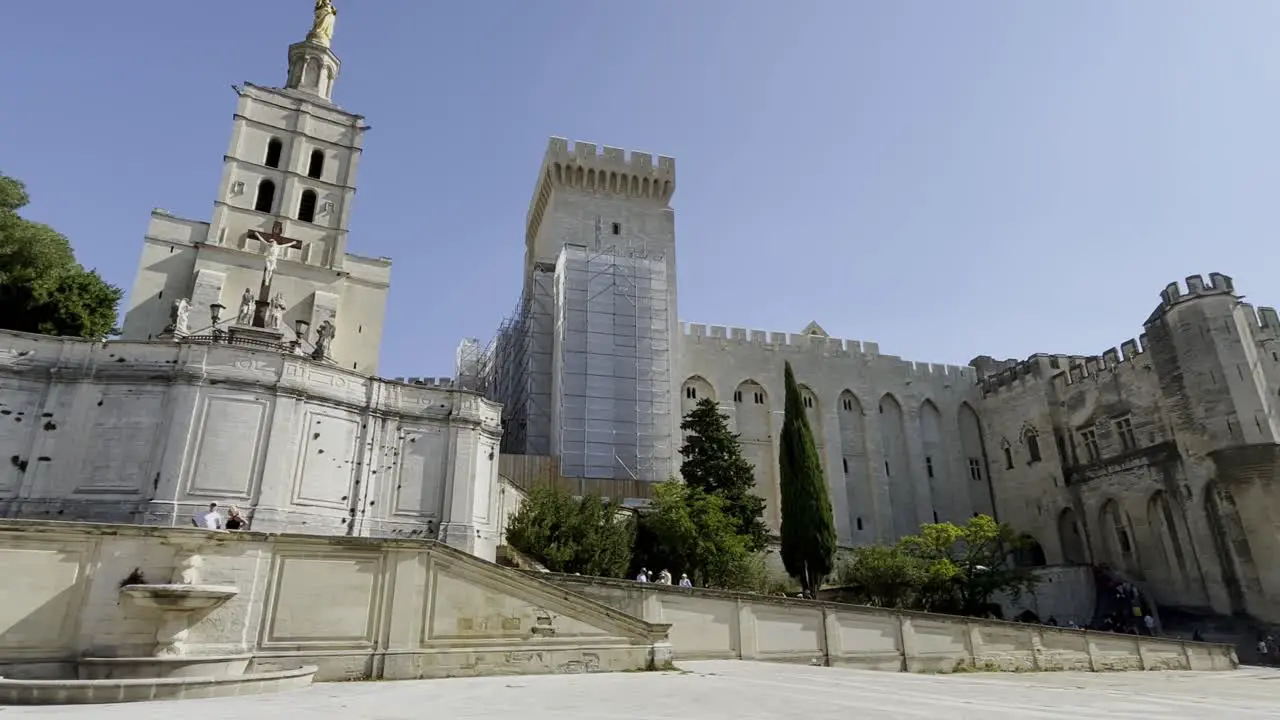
[0, 521, 671, 681]
[541, 574, 1237, 673]
[0, 330, 502, 559]
[678, 325, 992, 547]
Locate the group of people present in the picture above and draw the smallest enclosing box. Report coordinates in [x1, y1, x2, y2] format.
[192, 502, 248, 531]
[635, 567, 693, 588]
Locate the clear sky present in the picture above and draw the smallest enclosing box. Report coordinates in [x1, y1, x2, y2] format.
[3, 1, 1279, 377]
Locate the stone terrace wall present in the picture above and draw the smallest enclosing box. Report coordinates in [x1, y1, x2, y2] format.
[0, 520, 671, 682]
[539, 574, 1237, 673]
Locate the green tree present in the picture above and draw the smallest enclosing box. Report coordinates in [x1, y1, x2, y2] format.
[635, 480, 763, 590]
[835, 515, 1039, 616]
[898, 515, 1039, 616]
[0, 174, 121, 339]
[504, 485, 635, 577]
[679, 397, 769, 552]
[777, 361, 837, 597]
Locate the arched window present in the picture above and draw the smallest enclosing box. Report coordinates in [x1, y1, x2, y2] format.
[298, 189, 318, 223]
[1024, 429, 1042, 463]
[265, 138, 283, 169]
[307, 149, 324, 179]
[253, 179, 276, 213]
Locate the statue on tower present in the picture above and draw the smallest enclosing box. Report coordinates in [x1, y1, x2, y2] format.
[267, 292, 287, 330]
[308, 0, 337, 47]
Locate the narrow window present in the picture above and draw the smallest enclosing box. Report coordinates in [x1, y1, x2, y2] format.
[733, 390, 742, 403]
[884, 460, 891, 476]
[933, 510, 939, 523]
[265, 138, 283, 168]
[1003, 446, 1014, 470]
[1114, 417, 1136, 451]
[842, 458, 848, 474]
[803, 395, 813, 409]
[254, 179, 276, 213]
[925, 456, 934, 478]
[968, 457, 982, 481]
[611, 222, 621, 235]
[856, 517, 863, 531]
[754, 392, 764, 404]
[307, 149, 325, 179]
[298, 189, 318, 223]
[1080, 429, 1100, 462]
[685, 386, 697, 400]
[842, 398, 853, 411]
[1025, 430, 1042, 462]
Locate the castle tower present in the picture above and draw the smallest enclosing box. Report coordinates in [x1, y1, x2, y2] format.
[495, 139, 680, 490]
[120, 1, 391, 375]
[1145, 273, 1280, 619]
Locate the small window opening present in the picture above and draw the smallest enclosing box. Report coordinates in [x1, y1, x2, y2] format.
[734, 390, 742, 403]
[856, 517, 863, 531]
[265, 138, 283, 168]
[842, 458, 848, 474]
[1025, 430, 1042, 462]
[685, 386, 697, 400]
[933, 510, 939, 523]
[254, 179, 276, 213]
[925, 456, 933, 478]
[307, 149, 325, 179]
[611, 222, 621, 235]
[968, 457, 982, 481]
[1003, 446, 1014, 470]
[842, 398, 853, 411]
[884, 460, 891, 476]
[298, 189, 318, 223]
[802, 395, 813, 409]
[753, 392, 764, 404]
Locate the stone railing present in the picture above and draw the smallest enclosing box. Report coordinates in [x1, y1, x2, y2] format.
[538, 574, 1238, 673]
[0, 520, 670, 682]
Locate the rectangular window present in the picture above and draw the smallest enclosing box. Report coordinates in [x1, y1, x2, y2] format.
[733, 390, 742, 403]
[1003, 446, 1014, 470]
[611, 222, 621, 235]
[754, 392, 764, 404]
[842, 458, 849, 474]
[685, 386, 696, 400]
[1115, 417, 1136, 451]
[884, 461, 891, 477]
[1080, 429, 1100, 462]
[968, 458, 982, 481]
[925, 456, 934, 478]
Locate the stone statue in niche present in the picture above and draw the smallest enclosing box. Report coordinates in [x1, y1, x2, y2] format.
[169, 298, 191, 335]
[267, 292, 286, 330]
[313, 319, 336, 359]
[236, 288, 255, 325]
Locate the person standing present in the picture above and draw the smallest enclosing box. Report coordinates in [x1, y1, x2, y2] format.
[193, 502, 223, 530]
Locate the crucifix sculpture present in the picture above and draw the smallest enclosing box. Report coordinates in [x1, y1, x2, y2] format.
[248, 222, 303, 328]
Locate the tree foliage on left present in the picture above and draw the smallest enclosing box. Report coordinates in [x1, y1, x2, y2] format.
[0, 174, 121, 339]
[503, 484, 635, 578]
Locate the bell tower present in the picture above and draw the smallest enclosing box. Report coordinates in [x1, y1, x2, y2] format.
[120, 0, 392, 375]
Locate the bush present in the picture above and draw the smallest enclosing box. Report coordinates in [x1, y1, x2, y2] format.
[504, 485, 635, 577]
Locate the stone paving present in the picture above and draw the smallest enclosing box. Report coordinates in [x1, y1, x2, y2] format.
[10, 660, 1279, 719]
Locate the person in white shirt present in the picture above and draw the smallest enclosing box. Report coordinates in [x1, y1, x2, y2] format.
[635, 568, 650, 583]
[193, 502, 223, 530]
[678, 573, 693, 588]
[658, 569, 673, 585]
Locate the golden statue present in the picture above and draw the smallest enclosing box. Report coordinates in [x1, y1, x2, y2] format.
[308, 0, 337, 47]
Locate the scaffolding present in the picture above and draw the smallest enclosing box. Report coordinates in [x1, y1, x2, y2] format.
[482, 263, 556, 457]
[554, 241, 673, 482]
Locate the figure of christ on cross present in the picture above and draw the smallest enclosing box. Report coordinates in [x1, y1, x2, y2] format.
[251, 222, 303, 298]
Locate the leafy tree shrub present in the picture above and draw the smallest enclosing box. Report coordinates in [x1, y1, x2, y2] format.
[504, 485, 635, 577]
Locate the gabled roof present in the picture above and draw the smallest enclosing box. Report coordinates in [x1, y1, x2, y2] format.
[801, 321, 829, 337]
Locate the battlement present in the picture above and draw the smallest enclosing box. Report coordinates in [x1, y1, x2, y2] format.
[392, 376, 456, 388]
[977, 336, 1151, 399]
[1049, 335, 1153, 395]
[541, 137, 675, 204]
[1158, 273, 1235, 309]
[1240, 303, 1280, 341]
[679, 323, 971, 381]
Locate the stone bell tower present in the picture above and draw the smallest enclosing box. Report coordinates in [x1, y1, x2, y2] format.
[120, 0, 392, 375]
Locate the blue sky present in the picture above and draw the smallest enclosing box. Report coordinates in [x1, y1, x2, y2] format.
[3, 1, 1279, 377]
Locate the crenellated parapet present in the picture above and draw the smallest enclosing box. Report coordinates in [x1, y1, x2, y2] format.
[1155, 273, 1235, 311]
[680, 322, 972, 381]
[1240, 303, 1280, 343]
[977, 354, 1062, 399]
[1050, 335, 1152, 395]
[526, 137, 676, 252]
[393, 376, 457, 388]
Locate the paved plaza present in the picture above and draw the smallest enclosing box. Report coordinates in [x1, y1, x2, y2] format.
[9, 660, 1279, 719]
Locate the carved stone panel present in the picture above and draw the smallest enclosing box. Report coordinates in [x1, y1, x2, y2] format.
[75, 389, 165, 494]
[185, 394, 269, 498]
[291, 409, 361, 509]
[392, 426, 447, 518]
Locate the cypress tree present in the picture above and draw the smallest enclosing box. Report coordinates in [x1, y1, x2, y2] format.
[679, 398, 769, 552]
[778, 361, 837, 597]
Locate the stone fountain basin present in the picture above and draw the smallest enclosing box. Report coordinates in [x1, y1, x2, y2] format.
[119, 584, 239, 610]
